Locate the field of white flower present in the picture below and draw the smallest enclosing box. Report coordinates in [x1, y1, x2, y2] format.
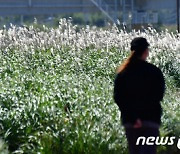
[0, 18, 179, 154]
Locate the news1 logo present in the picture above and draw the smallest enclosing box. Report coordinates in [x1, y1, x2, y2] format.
[136, 136, 180, 149]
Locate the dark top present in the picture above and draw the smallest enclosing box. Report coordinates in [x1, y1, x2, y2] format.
[113, 58, 165, 125]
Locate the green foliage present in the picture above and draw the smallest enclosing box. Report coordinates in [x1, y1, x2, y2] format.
[89, 12, 106, 27]
[0, 21, 179, 153]
[0, 138, 9, 154]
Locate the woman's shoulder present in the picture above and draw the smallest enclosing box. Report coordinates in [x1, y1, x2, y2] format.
[114, 71, 126, 82]
[144, 61, 163, 75]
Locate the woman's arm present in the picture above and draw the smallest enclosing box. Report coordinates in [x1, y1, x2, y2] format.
[113, 73, 125, 110]
[152, 68, 166, 102]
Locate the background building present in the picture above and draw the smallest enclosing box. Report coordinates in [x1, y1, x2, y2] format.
[0, 0, 178, 28]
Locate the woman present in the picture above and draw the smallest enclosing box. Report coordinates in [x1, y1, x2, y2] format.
[113, 37, 165, 154]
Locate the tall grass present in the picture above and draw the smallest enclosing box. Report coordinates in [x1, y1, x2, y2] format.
[0, 19, 179, 153]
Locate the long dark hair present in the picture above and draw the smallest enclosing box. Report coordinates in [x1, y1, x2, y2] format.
[115, 51, 139, 73]
[115, 37, 149, 74]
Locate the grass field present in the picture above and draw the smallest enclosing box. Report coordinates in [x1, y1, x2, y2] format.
[0, 19, 179, 154]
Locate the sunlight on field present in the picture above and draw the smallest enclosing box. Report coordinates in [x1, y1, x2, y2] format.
[0, 19, 179, 153]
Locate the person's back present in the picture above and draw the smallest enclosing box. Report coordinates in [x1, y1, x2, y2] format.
[114, 58, 165, 125]
[113, 37, 165, 154]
